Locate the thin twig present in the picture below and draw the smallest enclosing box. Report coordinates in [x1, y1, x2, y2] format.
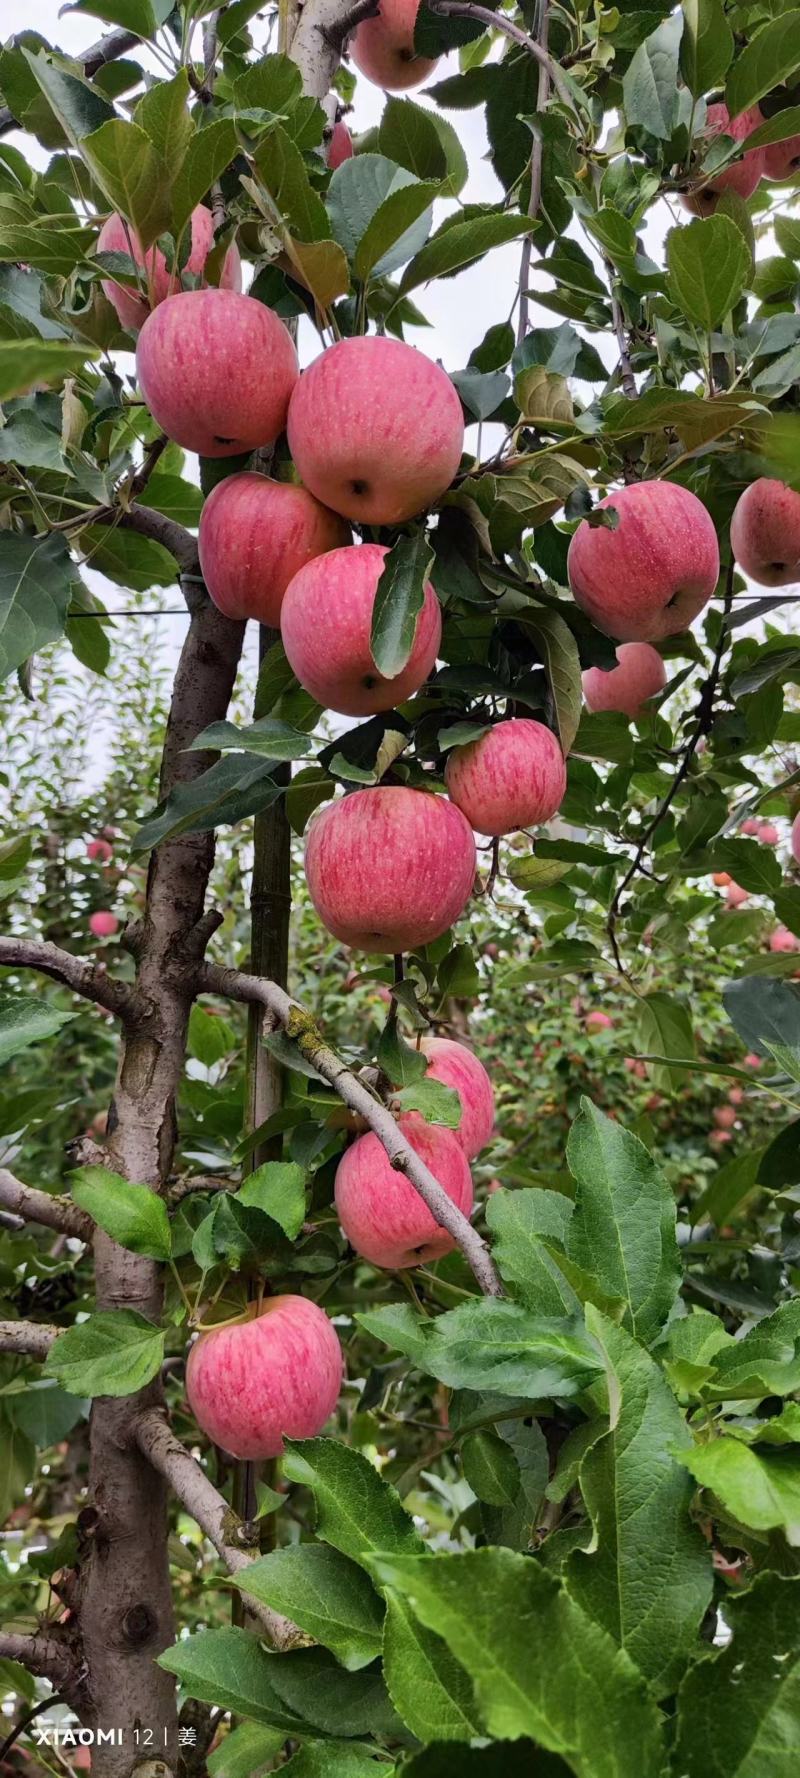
[427, 1, 577, 112]
[0, 935, 142, 1021]
[606, 260, 637, 399]
[0, 1170, 91, 1240]
[199, 962, 503, 1296]
[319, 0, 380, 49]
[0, 28, 141, 137]
[517, 0, 550, 346]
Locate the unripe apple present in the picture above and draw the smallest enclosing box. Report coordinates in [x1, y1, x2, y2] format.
[682, 104, 765, 213]
[714, 1104, 737, 1130]
[758, 822, 780, 845]
[740, 818, 761, 836]
[585, 1010, 613, 1033]
[198, 473, 349, 627]
[328, 121, 354, 167]
[726, 882, 749, 907]
[334, 1113, 472, 1269]
[792, 812, 800, 864]
[305, 786, 476, 953]
[764, 133, 800, 182]
[567, 482, 720, 641]
[186, 1295, 342, 1460]
[87, 838, 113, 863]
[287, 336, 464, 525]
[418, 1035, 494, 1157]
[444, 718, 566, 837]
[97, 207, 241, 333]
[280, 542, 441, 715]
[136, 289, 298, 457]
[770, 925, 798, 952]
[89, 911, 118, 938]
[351, 0, 439, 92]
[582, 641, 667, 717]
[730, 478, 800, 586]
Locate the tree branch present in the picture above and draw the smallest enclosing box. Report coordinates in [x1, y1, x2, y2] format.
[0, 935, 141, 1020]
[97, 504, 200, 584]
[132, 1409, 302, 1649]
[606, 261, 637, 400]
[319, 0, 381, 51]
[199, 963, 503, 1297]
[0, 28, 141, 138]
[0, 1169, 91, 1240]
[427, 1, 577, 112]
[290, 0, 370, 100]
[517, 0, 550, 346]
[0, 1631, 75, 1686]
[0, 1320, 59, 1360]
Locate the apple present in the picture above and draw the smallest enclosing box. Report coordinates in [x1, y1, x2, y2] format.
[97, 206, 241, 333]
[185, 1295, 342, 1460]
[740, 818, 761, 835]
[305, 786, 476, 952]
[683, 103, 765, 213]
[770, 925, 798, 952]
[444, 718, 566, 838]
[713, 871, 732, 887]
[89, 911, 118, 937]
[287, 335, 464, 525]
[334, 1113, 473, 1268]
[585, 1010, 613, 1033]
[280, 542, 441, 715]
[793, 812, 800, 864]
[350, 0, 439, 92]
[625, 1057, 647, 1078]
[714, 1104, 737, 1130]
[486, 1177, 503, 1194]
[726, 882, 749, 907]
[709, 1128, 732, 1148]
[198, 473, 349, 628]
[764, 133, 800, 182]
[328, 120, 354, 167]
[567, 481, 720, 641]
[758, 822, 780, 845]
[728, 1086, 744, 1105]
[136, 289, 298, 457]
[418, 1034, 494, 1157]
[730, 478, 800, 586]
[582, 641, 667, 717]
[86, 838, 113, 863]
[743, 1052, 761, 1069]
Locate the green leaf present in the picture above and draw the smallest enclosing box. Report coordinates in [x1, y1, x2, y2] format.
[370, 532, 435, 679]
[436, 942, 480, 1002]
[399, 211, 536, 293]
[623, 15, 682, 141]
[461, 1429, 521, 1507]
[158, 1627, 306, 1730]
[134, 67, 194, 169]
[485, 1189, 580, 1317]
[207, 1721, 285, 1778]
[726, 12, 800, 119]
[703, 1299, 800, 1400]
[82, 120, 171, 250]
[188, 1004, 237, 1066]
[7, 1381, 85, 1448]
[369, 1549, 665, 1778]
[680, 0, 733, 99]
[666, 216, 750, 331]
[282, 1749, 394, 1778]
[0, 532, 74, 680]
[378, 98, 448, 182]
[565, 1100, 680, 1346]
[634, 993, 695, 1093]
[712, 838, 782, 897]
[67, 1, 173, 29]
[190, 716, 315, 761]
[565, 1310, 712, 1697]
[234, 1545, 384, 1670]
[0, 991, 74, 1065]
[253, 124, 330, 243]
[132, 755, 282, 855]
[517, 609, 581, 754]
[674, 1574, 800, 1778]
[354, 181, 439, 282]
[383, 1592, 483, 1741]
[21, 49, 116, 151]
[676, 1437, 800, 1541]
[70, 1166, 172, 1261]
[723, 975, 800, 1057]
[393, 1078, 461, 1128]
[0, 338, 99, 399]
[381, 1300, 603, 1398]
[44, 1310, 165, 1397]
[282, 1438, 425, 1570]
[376, 1021, 428, 1087]
[239, 1161, 307, 1240]
[172, 118, 238, 236]
[0, 1409, 36, 1530]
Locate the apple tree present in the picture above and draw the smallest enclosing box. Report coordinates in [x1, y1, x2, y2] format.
[1, 2, 800, 1775]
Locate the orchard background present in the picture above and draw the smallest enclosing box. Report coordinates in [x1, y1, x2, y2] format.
[2, 0, 800, 1775]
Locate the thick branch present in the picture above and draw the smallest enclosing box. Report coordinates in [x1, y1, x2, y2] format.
[290, 0, 368, 100]
[0, 1631, 75, 1686]
[428, 1, 577, 112]
[0, 935, 141, 1020]
[0, 27, 141, 138]
[133, 1409, 302, 1648]
[0, 1169, 91, 1240]
[0, 1319, 59, 1360]
[319, 0, 380, 51]
[98, 504, 200, 583]
[199, 963, 503, 1296]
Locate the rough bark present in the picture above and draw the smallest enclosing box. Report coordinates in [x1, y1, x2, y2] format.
[0, 1170, 91, 1239]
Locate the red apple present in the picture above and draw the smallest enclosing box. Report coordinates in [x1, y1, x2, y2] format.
[770, 925, 798, 952]
[568, 482, 720, 641]
[351, 0, 439, 92]
[765, 132, 800, 182]
[709, 1128, 732, 1148]
[683, 103, 765, 213]
[713, 871, 732, 887]
[198, 472, 349, 628]
[305, 786, 475, 953]
[328, 120, 354, 167]
[728, 1086, 744, 1106]
[730, 478, 800, 587]
[743, 1052, 761, 1069]
[287, 336, 464, 525]
[89, 911, 118, 938]
[582, 641, 666, 717]
[625, 1057, 647, 1078]
[758, 822, 780, 845]
[444, 718, 566, 838]
[281, 542, 441, 715]
[726, 882, 749, 907]
[714, 1104, 737, 1130]
[740, 818, 761, 836]
[418, 1034, 494, 1157]
[334, 1113, 473, 1269]
[186, 1295, 342, 1460]
[793, 812, 800, 864]
[136, 289, 298, 457]
[585, 1010, 613, 1033]
[97, 206, 241, 333]
[86, 838, 113, 863]
[486, 1177, 502, 1194]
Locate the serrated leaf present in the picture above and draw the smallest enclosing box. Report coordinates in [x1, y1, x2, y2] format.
[565, 1100, 681, 1346]
[634, 993, 695, 1093]
[82, 119, 171, 250]
[623, 15, 682, 141]
[44, 1310, 165, 1398]
[238, 1161, 306, 1240]
[393, 1078, 461, 1128]
[666, 215, 750, 330]
[0, 338, 99, 399]
[399, 211, 536, 294]
[0, 991, 74, 1065]
[132, 754, 282, 855]
[172, 118, 238, 236]
[517, 609, 581, 754]
[674, 1574, 800, 1777]
[383, 1592, 482, 1742]
[70, 1165, 171, 1260]
[680, 0, 733, 99]
[282, 1438, 425, 1570]
[234, 1545, 384, 1670]
[676, 1438, 800, 1541]
[0, 532, 74, 680]
[726, 11, 800, 119]
[370, 532, 434, 679]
